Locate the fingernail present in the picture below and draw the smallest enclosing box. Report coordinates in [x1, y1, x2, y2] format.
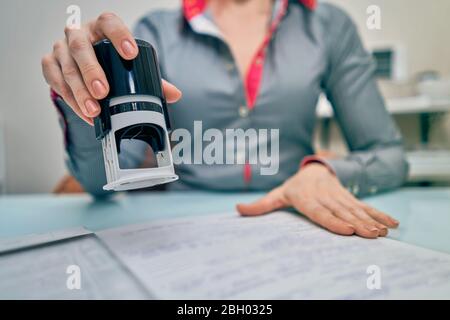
[122, 40, 136, 57]
[366, 226, 379, 232]
[92, 80, 107, 97]
[85, 100, 99, 115]
[174, 86, 182, 96]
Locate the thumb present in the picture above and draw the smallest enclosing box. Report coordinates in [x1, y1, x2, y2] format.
[237, 187, 287, 217]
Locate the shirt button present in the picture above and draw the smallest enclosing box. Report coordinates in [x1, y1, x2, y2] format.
[352, 184, 360, 196]
[369, 186, 378, 194]
[239, 106, 249, 118]
[225, 62, 235, 72]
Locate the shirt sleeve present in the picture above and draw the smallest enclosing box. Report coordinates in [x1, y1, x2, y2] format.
[320, 7, 409, 197]
[51, 16, 162, 198]
[52, 94, 111, 198]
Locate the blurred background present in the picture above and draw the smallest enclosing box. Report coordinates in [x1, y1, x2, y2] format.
[0, 0, 449, 194]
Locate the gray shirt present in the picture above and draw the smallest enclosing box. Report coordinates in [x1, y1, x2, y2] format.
[54, 1, 408, 197]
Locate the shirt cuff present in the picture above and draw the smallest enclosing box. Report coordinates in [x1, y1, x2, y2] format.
[300, 155, 336, 175]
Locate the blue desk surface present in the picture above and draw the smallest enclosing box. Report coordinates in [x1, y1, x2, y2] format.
[1, 188, 450, 254]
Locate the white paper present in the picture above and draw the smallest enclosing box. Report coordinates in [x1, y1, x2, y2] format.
[0, 227, 93, 253]
[97, 211, 450, 299]
[0, 235, 149, 299]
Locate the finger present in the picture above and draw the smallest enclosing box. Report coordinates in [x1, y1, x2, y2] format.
[334, 194, 388, 236]
[64, 27, 109, 99]
[54, 40, 101, 118]
[237, 187, 287, 216]
[340, 190, 399, 229]
[162, 79, 182, 103]
[337, 188, 395, 229]
[320, 197, 382, 238]
[92, 12, 138, 59]
[357, 202, 399, 229]
[292, 199, 355, 236]
[42, 54, 93, 125]
[347, 205, 388, 237]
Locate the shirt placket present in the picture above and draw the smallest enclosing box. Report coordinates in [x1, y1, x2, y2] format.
[183, 0, 290, 186]
[243, 0, 289, 185]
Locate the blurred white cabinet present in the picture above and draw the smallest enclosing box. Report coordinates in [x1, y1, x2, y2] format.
[316, 95, 450, 118]
[316, 95, 450, 183]
[407, 150, 450, 182]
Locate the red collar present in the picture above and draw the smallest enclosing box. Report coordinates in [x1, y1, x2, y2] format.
[183, 0, 317, 20]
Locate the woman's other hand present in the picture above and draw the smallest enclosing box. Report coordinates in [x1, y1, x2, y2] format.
[237, 164, 399, 238]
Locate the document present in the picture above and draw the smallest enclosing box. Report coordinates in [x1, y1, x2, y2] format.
[0, 235, 149, 299]
[97, 211, 450, 299]
[0, 227, 92, 254]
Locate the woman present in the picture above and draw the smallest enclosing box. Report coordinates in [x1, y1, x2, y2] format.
[41, 0, 408, 238]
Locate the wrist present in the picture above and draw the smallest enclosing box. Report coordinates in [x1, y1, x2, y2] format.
[300, 162, 330, 175]
[300, 155, 336, 176]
